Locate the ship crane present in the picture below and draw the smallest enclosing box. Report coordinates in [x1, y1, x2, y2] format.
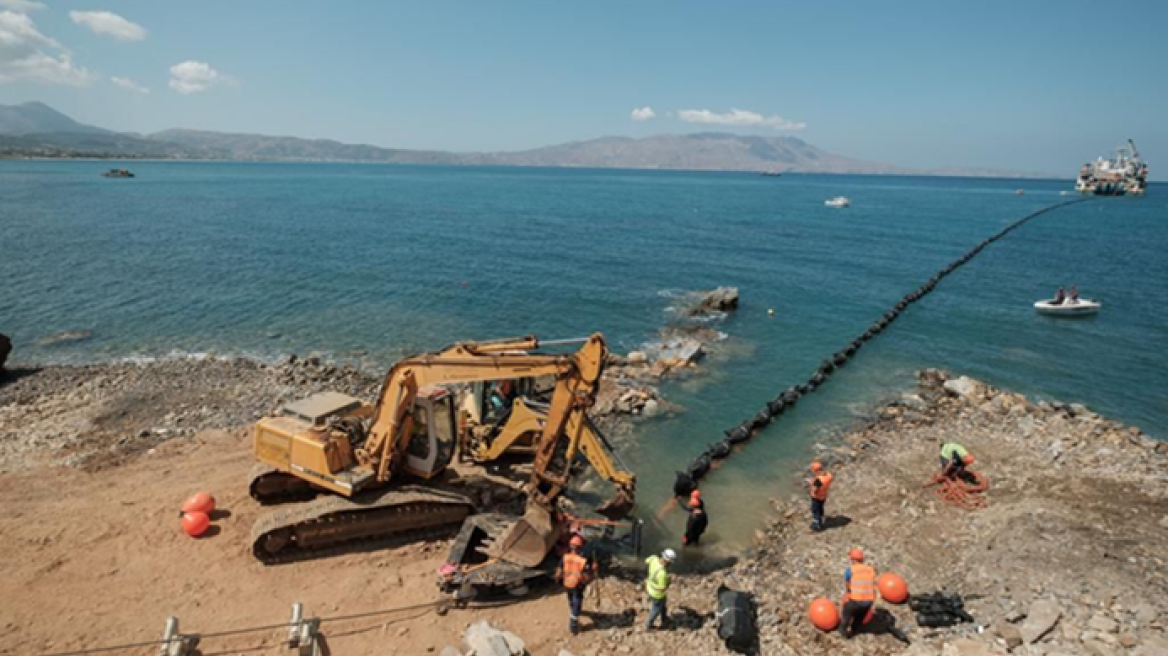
[1128, 139, 1141, 161]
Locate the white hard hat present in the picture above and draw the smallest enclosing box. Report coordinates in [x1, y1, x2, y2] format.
[662, 548, 677, 562]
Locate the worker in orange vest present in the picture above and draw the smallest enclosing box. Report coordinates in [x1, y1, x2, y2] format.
[805, 460, 833, 532]
[555, 534, 594, 635]
[682, 489, 708, 546]
[841, 548, 878, 638]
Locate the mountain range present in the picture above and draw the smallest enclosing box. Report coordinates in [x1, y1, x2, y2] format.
[0, 101, 1041, 177]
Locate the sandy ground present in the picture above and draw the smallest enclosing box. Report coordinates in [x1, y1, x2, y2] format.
[2, 366, 1167, 656]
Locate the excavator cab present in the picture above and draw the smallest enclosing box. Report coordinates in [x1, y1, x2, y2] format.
[403, 386, 458, 479]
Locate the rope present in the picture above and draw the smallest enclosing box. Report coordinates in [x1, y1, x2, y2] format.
[5, 599, 461, 656]
[672, 198, 1092, 494]
[924, 470, 990, 510]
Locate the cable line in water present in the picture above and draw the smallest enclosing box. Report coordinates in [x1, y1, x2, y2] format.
[672, 198, 1093, 497]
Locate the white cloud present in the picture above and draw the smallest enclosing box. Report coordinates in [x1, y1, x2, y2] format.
[70, 10, 146, 42]
[111, 75, 149, 94]
[0, 0, 46, 12]
[0, 11, 92, 85]
[630, 106, 656, 121]
[168, 60, 235, 94]
[677, 108, 806, 131]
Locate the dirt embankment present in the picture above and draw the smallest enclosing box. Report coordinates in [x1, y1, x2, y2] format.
[1, 361, 1165, 656]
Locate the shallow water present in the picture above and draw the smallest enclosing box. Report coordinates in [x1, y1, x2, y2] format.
[2, 161, 1165, 554]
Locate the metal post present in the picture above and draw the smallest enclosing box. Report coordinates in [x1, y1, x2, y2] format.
[288, 602, 303, 647]
[158, 616, 178, 656]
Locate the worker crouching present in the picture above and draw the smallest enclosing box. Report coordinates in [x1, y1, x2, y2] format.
[556, 535, 595, 635]
[805, 460, 833, 532]
[939, 441, 975, 479]
[841, 548, 877, 639]
[644, 548, 675, 630]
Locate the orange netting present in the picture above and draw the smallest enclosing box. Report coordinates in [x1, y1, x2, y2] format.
[924, 470, 989, 510]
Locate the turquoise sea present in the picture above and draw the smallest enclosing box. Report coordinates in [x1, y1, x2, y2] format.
[2, 161, 1165, 554]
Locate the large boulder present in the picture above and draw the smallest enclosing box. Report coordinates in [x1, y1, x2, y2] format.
[0, 333, 10, 371]
[1020, 599, 1061, 644]
[464, 621, 526, 656]
[690, 286, 740, 315]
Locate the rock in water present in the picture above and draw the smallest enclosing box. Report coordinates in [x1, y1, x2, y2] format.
[692, 286, 740, 314]
[1020, 599, 1061, 644]
[943, 376, 984, 401]
[36, 329, 94, 346]
[464, 621, 526, 656]
[0, 333, 10, 371]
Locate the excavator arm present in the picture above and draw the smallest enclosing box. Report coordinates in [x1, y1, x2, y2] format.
[470, 398, 635, 517]
[357, 334, 611, 486]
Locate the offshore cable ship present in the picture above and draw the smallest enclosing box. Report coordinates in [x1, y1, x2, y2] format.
[1075, 140, 1148, 196]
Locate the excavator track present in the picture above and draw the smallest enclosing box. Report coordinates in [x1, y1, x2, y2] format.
[251, 485, 475, 565]
[247, 464, 317, 505]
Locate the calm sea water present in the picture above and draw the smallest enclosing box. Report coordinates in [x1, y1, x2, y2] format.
[2, 161, 1165, 555]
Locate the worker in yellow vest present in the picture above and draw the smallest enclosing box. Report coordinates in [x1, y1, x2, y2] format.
[644, 548, 676, 630]
[841, 548, 878, 638]
[805, 460, 833, 532]
[555, 535, 594, 635]
[939, 441, 974, 479]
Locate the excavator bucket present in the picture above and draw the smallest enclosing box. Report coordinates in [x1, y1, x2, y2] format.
[596, 489, 636, 520]
[490, 503, 560, 568]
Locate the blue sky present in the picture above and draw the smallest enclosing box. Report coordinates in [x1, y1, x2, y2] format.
[1, 1, 1165, 176]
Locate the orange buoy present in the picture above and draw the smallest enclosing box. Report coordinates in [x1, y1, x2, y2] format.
[878, 572, 909, 604]
[181, 491, 216, 515]
[808, 597, 840, 631]
[181, 511, 210, 537]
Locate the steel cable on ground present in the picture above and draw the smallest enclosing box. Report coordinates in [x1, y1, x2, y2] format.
[5, 596, 529, 656]
[672, 198, 1093, 496]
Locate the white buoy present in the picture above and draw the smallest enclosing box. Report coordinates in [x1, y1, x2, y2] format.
[767, 308, 776, 316]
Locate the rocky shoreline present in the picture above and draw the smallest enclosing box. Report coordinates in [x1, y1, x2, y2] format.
[0, 288, 740, 472]
[561, 369, 1166, 656]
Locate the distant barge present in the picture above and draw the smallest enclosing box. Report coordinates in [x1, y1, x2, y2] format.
[101, 168, 135, 178]
[1075, 140, 1147, 196]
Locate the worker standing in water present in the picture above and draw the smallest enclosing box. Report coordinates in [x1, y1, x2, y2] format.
[939, 441, 974, 479]
[644, 549, 676, 630]
[841, 548, 877, 639]
[805, 460, 833, 532]
[555, 534, 594, 635]
[682, 489, 708, 546]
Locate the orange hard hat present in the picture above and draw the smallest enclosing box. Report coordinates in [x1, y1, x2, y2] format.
[810, 461, 823, 472]
[849, 548, 864, 562]
[690, 489, 702, 501]
[569, 535, 585, 549]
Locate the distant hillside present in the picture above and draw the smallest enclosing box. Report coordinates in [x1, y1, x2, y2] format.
[0, 101, 1050, 177]
[0, 133, 210, 159]
[0, 102, 112, 136]
[150, 129, 464, 164]
[484, 133, 905, 174]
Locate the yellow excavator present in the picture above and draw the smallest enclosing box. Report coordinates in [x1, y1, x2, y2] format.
[248, 333, 636, 569]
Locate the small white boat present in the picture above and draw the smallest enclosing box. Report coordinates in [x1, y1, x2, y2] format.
[1034, 298, 1101, 316]
[825, 196, 850, 208]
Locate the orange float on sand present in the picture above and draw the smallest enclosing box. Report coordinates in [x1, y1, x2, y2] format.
[878, 572, 909, 604]
[182, 491, 216, 515]
[808, 597, 840, 631]
[181, 511, 210, 537]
